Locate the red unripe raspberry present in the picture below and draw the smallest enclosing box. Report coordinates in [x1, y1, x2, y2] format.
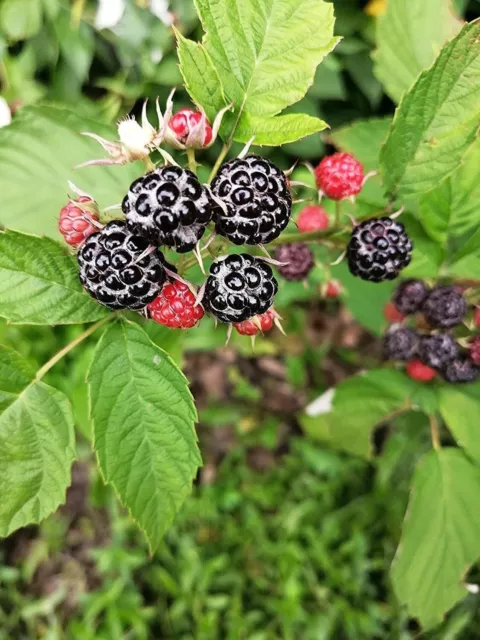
[148, 281, 204, 329]
[468, 336, 480, 366]
[474, 308, 480, 328]
[234, 309, 275, 336]
[169, 108, 213, 146]
[325, 280, 342, 298]
[384, 302, 405, 323]
[314, 152, 364, 200]
[59, 197, 99, 248]
[297, 205, 329, 233]
[406, 360, 437, 383]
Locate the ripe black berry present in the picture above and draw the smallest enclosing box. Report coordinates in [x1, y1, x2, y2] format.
[123, 166, 214, 253]
[383, 326, 419, 361]
[211, 155, 292, 245]
[275, 243, 314, 281]
[392, 279, 430, 315]
[441, 355, 480, 384]
[347, 217, 413, 283]
[419, 334, 459, 370]
[422, 286, 468, 329]
[203, 253, 278, 323]
[77, 221, 166, 310]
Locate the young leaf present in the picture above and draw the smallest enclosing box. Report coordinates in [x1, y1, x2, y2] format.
[88, 320, 201, 552]
[300, 369, 416, 458]
[0, 230, 106, 325]
[392, 448, 480, 629]
[233, 113, 328, 146]
[0, 105, 140, 239]
[380, 20, 480, 199]
[438, 384, 480, 464]
[176, 30, 227, 122]
[373, 0, 461, 103]
[184, 0, 339, 141]
[0, 346, 76, 537]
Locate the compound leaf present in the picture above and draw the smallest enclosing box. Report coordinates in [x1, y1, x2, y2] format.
[0, 346, 75, 537]
[88, 320, 201, 552]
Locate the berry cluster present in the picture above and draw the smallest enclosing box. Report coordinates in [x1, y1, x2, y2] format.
[383, 279, 479, 384]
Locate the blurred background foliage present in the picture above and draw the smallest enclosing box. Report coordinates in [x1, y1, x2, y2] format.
[1, 0, 480, 638]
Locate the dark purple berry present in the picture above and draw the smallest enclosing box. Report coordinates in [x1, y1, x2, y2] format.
[419, 334, 460, 370]
[211, 155, 292, 245]
[383, 325, 419, 361]
[347, 217, 413, 283]
[422, 286, 467, 329]
[441, 355, 480, 384]
[392, 279, 430, 315]
[275, 243, 314, 281]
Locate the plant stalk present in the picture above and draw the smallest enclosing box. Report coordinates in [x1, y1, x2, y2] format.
[35, 316, 112, 381]
[429, 415, 441, 451]
[187, 148, 197, 174]
[208, 143, 231, 183]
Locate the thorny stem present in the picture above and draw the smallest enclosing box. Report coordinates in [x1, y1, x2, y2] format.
[35, 316, 112, 381]
[187, 148, 197, 175]
[429, 415, 441, 451]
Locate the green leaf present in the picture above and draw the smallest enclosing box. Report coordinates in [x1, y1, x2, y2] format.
[0, 345, 75, 537]
[449, 227, 480, 278]
[392, 448, 480, 629]
[88, 320, 201, 551]
[190, 0, 339, 138]
[0, 230, 107, 325]
[420, 137, 480, 244]
[0, 105, 140, 239]
[0, 0, 43, 41]
[438, 383, 480, 463]
[300, 369, 415, 458]
[175, 29, 227, 122]
[401, 214, 445, 279]
[380, 20, 480, 199]
[234, 112, 328, 146]
[373, 0, 461, 103]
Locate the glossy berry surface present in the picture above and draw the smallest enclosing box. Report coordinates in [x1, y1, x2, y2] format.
[234, 309, 275, 336]
[296, 205, 329, 233]
[419, 334, 459, 370]
[346, 217, 413, 283]
[203, 254, 278, 323]
[59, 197, 99, 248]
[384, 302, 405, 324]
[169, 108, 213, 146]
[148, 281, 204, 329]
[123, 166, 214, 253]
[392, 279, 430, 315]
[406, 360, 437, 382]
[77, 221, 166, 310]
[314, 153, 364, 200]
[275, 243, 314, 281]
[211, 155, 292, 245]
[422, 286, 467, 329]
[383, 326, 419, 361]
[441, 355, 480, 384]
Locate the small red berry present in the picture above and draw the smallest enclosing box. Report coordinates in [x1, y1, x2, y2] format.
[59, 197, 99, 248]
[314, 152, 364, 200]
[148, 281, 204, 329]
[297, 205, 329, 233]
[406, 360, 437, 383]
[468, 336, 480, 366]
[234, 309, 275, 336]
[325, 280, 342, 298]
[384, 302, 405, 324]
[474, 308, 480, 328]
[169, 108, 213, 147]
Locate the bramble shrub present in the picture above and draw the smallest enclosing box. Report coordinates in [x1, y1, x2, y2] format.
[0, 0, 479, 631]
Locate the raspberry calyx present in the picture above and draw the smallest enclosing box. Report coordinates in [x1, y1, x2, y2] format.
[169, 108, 213, 147]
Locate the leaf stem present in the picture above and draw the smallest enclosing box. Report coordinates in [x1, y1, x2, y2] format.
[35, 316, 112, 381]
[187, 148, 197, 174]
[208, 142, 231, 183]
[268, 228, 344, 247]
[429, 415, 441, 451]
